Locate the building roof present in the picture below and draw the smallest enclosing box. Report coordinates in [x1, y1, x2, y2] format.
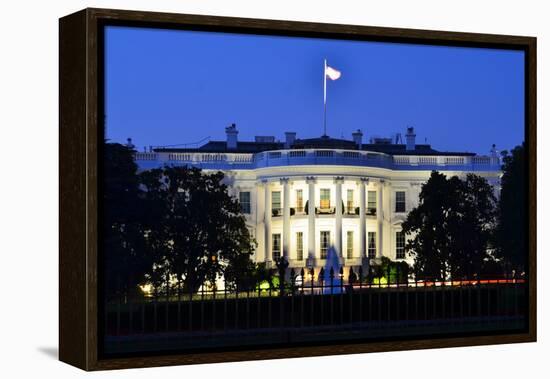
[153, 134, 475, 157]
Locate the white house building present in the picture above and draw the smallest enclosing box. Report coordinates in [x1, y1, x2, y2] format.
[134, 124, 501, 272]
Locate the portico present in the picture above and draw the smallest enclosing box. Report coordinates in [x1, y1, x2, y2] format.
[258, 176, 385, 269]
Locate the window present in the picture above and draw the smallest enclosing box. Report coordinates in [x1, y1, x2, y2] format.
[320, 231, 330, 259]
[296, 232, 304, 261]
[239, 191, 251, 214]
[368, 191, 377, 214]
[396, 231, 405, 259]
[320, 188, 331, 209]
[289, 150, 306, 158]
[272, 191, 281, 215]
[272, 234, 281, 260]
[347, 189, 354, 213]
[316, 150, 334, 157]
[296, 189, 304, 212]
[346, 231, 353, 259]
[368, 232, 377, 258]
[395, 191, 406, 213]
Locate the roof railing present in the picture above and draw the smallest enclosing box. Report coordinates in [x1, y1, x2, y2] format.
[134, 148, 500, 171]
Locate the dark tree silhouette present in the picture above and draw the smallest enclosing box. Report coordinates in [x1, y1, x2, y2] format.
[139, 166, 256, 293]
[495, 144, 526, 275]
[402, 171, 497, 281]
[448, 174, 498, 279]
[223, 251, 261, 291]
[369, 257, 409, 284]
[103, 142, 152, 300]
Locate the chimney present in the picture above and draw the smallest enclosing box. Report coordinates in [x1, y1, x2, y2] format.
[126, 138, 135, 149]
[284, 132, 296, 149]
[225, 123, 238, 150]
[405, 127, 416, 151]
[352, 129, 363, 149]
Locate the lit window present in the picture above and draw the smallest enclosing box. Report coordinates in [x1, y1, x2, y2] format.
[395, 191, 406, 213]
[396, 231, 405, 259]
[296, 189, 303, 212]
[368, 191, 377, 214]
[272, 191, 281, 215]
[346, 231, 353, 259]
[296, 232, 304, 261]
[320, 188, 331, 209]
[320, 231, 330, 259]
[347, 189, 354, 213]
[368, 231, 377, 258]
[239, 191, 251, 214]
[272, 233, 281, 260]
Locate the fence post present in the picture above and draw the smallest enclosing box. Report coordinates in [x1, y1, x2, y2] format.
[310, 267, 315, 326]
[223, 273, 227, 331]
[358, 266, 364, 325]
[201, 281, 205, 331]
[339, 267, 344, 323]
[165, 275, 170, 332]
[349, 267, 355, 323]
[320, 267, 326, 326]
[290, 268, 296, 327]
[300, 267, 305, 328]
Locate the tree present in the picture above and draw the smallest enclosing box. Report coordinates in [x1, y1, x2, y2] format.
[103, 142, 151, 300]
[369, 257, 410, 284]
[139, 166, 256, 294]
[495, 144, 526, 275]
[402, 171, 497, 281]
[402, 171, 455, 280]
[447, 174, 497, 278]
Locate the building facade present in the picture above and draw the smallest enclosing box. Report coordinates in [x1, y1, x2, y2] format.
[134, 125, 501, 271]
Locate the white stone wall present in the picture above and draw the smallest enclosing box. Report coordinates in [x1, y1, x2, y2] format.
[222, 167, 500, 269]
[139, 159, 501, 270]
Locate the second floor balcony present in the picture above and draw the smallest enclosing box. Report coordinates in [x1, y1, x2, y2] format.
[271, 205, 378, 217]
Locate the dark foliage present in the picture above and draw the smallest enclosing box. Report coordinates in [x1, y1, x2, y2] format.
[369, 257, 410, 284]
[103, 142, 257, 298]
[103, 143, 152, 300]
[139, 166, 257, 294]
[495, 144, 527, 274]
[402, 171, 498, 281]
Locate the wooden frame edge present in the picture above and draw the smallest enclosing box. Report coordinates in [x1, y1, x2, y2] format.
[58, 7, 537, 371]
[59, 8, 88, 370]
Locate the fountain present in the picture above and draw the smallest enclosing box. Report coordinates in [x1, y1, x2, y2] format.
[321, 246, 344, 294]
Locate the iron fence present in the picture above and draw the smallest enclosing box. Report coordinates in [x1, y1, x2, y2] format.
[103, 266, 527, 354]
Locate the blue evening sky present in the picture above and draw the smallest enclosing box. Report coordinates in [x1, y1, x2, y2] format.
[105, 26, 524, 155]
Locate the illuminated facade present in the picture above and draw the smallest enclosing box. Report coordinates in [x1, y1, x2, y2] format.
[134, 125, 501, 270]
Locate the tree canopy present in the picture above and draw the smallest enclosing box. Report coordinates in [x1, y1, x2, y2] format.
[103, 143, 152, 300]
[139, 166, 256, 293]
[103, 142, 256, 299]
[402, 171, 497, 281]
[495, 144, 526, 274]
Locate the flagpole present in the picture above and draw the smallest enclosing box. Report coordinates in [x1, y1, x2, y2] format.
[323, 58, 327, 136]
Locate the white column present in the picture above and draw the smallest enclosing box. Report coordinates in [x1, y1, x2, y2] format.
[263, 179, 271, 264]
[281, 177, 290, 261]
[359, 178, 367, 260]
[377, 180, 384, 258]
[256, 181, 265, 263]
[306, 176, 316, 267]
[334, 176, 344, 259]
